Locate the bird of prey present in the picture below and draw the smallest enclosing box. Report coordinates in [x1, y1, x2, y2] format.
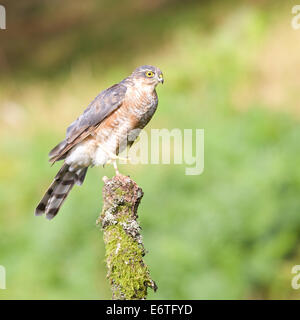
[35, 65, 164, 220]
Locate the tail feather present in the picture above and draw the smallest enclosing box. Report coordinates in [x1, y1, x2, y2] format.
[75, 167, 88, 186]
[35, 179, 60, 216]
[35, 164, 88, 220]
[45, 170, 75, 220]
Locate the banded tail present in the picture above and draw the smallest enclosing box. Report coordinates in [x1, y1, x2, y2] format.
[35, 164, 88, 220]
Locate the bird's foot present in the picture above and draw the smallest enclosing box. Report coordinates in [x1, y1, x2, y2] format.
[107, 155, 131, 163]
[99, 145, 131, 163]
[114, 155, 131, 162]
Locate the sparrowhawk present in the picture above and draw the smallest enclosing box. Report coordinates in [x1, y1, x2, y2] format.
[35, 65, 164, 220]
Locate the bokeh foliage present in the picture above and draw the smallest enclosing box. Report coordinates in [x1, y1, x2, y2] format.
[1, 0, 300, 299]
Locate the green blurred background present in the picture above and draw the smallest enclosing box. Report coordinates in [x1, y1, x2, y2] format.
[1, 0, 300, 299]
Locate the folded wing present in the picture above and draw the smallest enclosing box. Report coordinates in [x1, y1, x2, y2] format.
[49, 83, 127, 163]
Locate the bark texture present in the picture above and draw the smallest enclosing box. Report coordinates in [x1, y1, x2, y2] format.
[97, 174, 157, 300]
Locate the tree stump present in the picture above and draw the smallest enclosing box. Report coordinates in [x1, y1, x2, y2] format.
[97, 174, 157, 300]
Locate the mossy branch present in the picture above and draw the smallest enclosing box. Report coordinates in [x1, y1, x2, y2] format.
[97, 174, 157, 300]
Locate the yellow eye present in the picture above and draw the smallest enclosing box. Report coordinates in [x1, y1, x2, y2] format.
[145, 71, 154, 78]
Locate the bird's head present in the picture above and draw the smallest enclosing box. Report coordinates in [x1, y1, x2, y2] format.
[130, 65, 164, 89]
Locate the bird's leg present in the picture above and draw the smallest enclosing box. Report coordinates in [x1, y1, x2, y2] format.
[112, 160, 120, 176]
[98, 144, 129, 175]
[99, 144, 130, 162]
[114, 155, 131, 162]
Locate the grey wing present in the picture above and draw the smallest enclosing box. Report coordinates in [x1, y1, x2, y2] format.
[66, 83, 127, 143]
[49, 83, 127, 162]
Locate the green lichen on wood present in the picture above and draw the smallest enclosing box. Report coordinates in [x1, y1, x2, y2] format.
[104, 224, 153, 299]
[98, 175, 157, 300]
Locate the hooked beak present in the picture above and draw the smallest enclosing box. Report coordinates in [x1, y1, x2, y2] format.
[158, 74, 164, 84]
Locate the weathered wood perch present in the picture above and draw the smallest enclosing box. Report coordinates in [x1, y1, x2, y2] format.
[97, 174, 157, 300]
